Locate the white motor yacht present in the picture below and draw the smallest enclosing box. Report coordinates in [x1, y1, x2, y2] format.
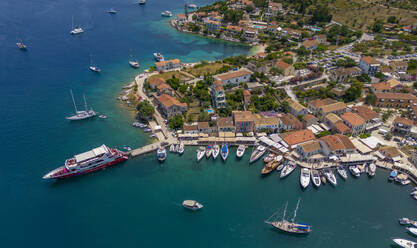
[178, 142, 184, 155]
[236, 145, 246, 158]
[280, 161, 296, 178]
[161, 11, 173, 17]
[129, 60, 140, 68]
[249, 145, 266, 163]
[196, 147, 205, 162]
[325, 169, 337, 186]
[212, 144, 220, 159]
[349, 166, 361, 178]
[393, 238, 417, 248]
[169, 144, 176, 153]
[182, 200, 203, 211]
[300, 168, 311, 189]
[157, 146, 167, 162]
[407, 227, 417, 237]
[337, 166, 348, 179]
[311, 169, 321, 187]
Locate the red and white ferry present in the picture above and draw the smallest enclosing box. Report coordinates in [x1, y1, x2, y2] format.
[43, 144, 128, 179]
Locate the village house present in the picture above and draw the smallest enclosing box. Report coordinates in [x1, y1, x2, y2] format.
[373, 92, 417, 108]
[307, 98, 336, 114]
[302, 39, 319, 50]
[211, 80, 226, 109]
[324, 113, 342, 129]
[379, 146, 402, 162]
[214, 68, 253, 86]
[243, 27, 258, 41]
[197, 122, 213, 134]
[333, 120, 351, 135]
[243, 89, 251, 105]
[329, 66, 362, 83]
[155, 59, 182, 72]
[217, 117, 235, 133]
[408, 100, 417, 120]
[281, 28, 302, 40]
[176, 14, 186, 22]
[280, 129, 315, 149]
[156, 94, 188, 118]
[156, 83, 174, 96]
[389, 61, 408, 73]
[226, 25, 243, 36]
[358, 56, 380, 75]
[275, 60, 295, 76]
[183, 123, 199, 134]
[314, 34, 327, 44]
[296, 140, 325, 162]
[302, 114, 319, 128]
[206, 19, 221, 33]
[278, 113, 303, 131]
[392, 117, 414, 135]
[253, 115, 279, 132]
[147, 77, 166, 90]
[288, 99, 307, 116]
[319, 134, 356, 156]
[371, 79, 403, 93]
[351, 105, 381, 131]
[232, 111, 255, 133]
[317, 102, 347, 120]
[341, 112, 366, 136]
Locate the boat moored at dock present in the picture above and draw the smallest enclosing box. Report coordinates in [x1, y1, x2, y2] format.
[43, 144, 128, 179]
[407, 227, 417, 237]
[264, 153, 275, 163]
[153, 52, 164, 62]
[206, 145, 212, 158]
[324, 169, 337, 186]
[250, 145, 266, 163]
[178, 142, 184, 155]
[182, 200, 203, 211]
[196, 147, 205, 161]
[157, 146, 167, 162]
[236, 145, 246, 158]
[311, 169, 321, 187]
[349, 166, 361, 178]
[337, 166, 348, 179]
[300, 168, 310, 189]
[212, 144, 219, 159]
[389, 170, 398, 181]
[367, 163, 376, 177]
[262, 160, 278, 176]
[392, 238, 417, 248]
[280, 161, 296, 178]
[221, 144, 229, 161]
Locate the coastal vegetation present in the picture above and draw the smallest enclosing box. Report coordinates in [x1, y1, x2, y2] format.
[136, 100, 155, 120]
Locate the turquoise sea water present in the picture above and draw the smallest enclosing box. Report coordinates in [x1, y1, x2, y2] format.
[0, 0, 416, 247]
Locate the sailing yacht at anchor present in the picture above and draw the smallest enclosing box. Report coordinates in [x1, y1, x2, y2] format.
[66, 90, 96, 121]
[70, 15, 84, 35]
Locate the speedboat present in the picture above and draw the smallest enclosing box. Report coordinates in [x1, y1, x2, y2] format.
[221, 144, 229, 161]
[275, 155, 283, 162]
[157, 146, 167, 162]
[129, 60, 140, 68]
[16, 42, 27, 50]
[108, 8, 117, 14]
[368, 163, 376, 177]
[89, 65, 101, 72]
[161, 11, 173, 17]
[250, 145, 266, 163]
[264, 153, 275, 163]
[123, 145, 132, 151]
[70, 26, 83, 35]
[138, 0, 146, 5]
[337, 166, 348, 179]
[262, 160, 278, 176]
[400, 217, 413, 225]
[196, 147, 205, 162]
[280, 161, 296, 178]
[182, 200, 203, 211]
[143, 128, 152, 132]
[320, 171, 327, 184]
[311, 169, 321, 187]
[212, 144, 220, 159]
[178, 142, 184, 155]
[396, 173, 409, 184]
[187, 4, 198, 9]
[236, 145, 246, 158]
[407, 227, 417, 237]
[153, 52, 164, 62]
[300, 168, 311, 189]
[169, 144, 176, 153]
[276, 163, 284, 171]
[206, 145, 212, 158]
[392, 238, 417, 248]
[402, 180, 411, 185]
[324, 169, 337, 186]
[389, 170, 398, 181]
[98, 114, 107, 119]
[349, 166, 360, 178]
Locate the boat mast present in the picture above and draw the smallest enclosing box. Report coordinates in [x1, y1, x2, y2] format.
[83, 94, 88, 111]
[70, 89, 78, 113]
[72, 15, 74, 30]
[282, 201, 288, 221]
[291, 198, 301, 223]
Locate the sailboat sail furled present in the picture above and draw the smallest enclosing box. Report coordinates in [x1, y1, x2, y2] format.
[66, 90, 96, 121]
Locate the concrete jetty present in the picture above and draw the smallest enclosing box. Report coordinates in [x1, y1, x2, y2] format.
[130, 142, 165, 157]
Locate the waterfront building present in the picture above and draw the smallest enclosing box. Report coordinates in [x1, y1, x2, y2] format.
[279, 113, 303, 131]
[197, 122, 214, 134]
[205, 19, 220, 33]
[275, 60, 294, 76]
[253, 115, 279, 132]
[296, 140, 325, 162]
[147, 77, 166, 90]
[156, 83, 174, 96]
[392, 117, 414, 135]
[155, 59, 182, 72]
[183, 123, 199, 134]
[210, 80, 226, 109]
[379, 146, 402, 162]
[176, 13, 186, 22]
[226, 25, 243, 36]
[232, 111, 255, 133]
[279, 129, 315, 149]
[319, 134, 356, 156]
[351, 105, 381, 131]
[358, 56, 380, 75]
[341, 112, 366, 136]
[288, 99, 307, 116]
[214, 68, 253, 86]
[216, 117, 235, 133]
[156, 94, 187, 118]
[373, 92, 417, 108]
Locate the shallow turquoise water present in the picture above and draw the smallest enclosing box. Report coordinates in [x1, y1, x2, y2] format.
[0, 0, 416, 247]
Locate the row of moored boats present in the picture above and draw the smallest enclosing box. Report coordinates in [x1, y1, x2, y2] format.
[394, 216, 417, 248]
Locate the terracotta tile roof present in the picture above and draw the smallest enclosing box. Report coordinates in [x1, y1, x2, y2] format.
[320, 102, 347, 114]
[333, 121, 350, 134]
[280, 113, 303, 129]
[341, 112, 365, 127]
[184, 123, 198, 131]
[157, 83, 172, 91]
[280, 129, 315, 146]
[157, 94, 187, 108]
[303, 114, 317, 122]
[233, 111, 254, 122]
[374, 92, 417, 100]
[394, 117, 414, 126]
[310, 98, 336, 108]
[320, 134, 355, 151]
[216, 68, 252, 81]
[198, 122, 209, 129]
[155, 59, 181, 68]
[217, 117, 234, 128]
[302, 39, 319, 48]
[361, 56, 380, 65]
[213, 80, 224, 92]
[283, 51, 296, 57]
[148, 77, 166, 87]
[379, 146, 401, 158]
[372, 81, 391, 91]
[276, 60, 291, 70]
[299, 140, 321, 153]
[255, 52, 267, 58]
[227, 25, 242, 32]
[176, 14, 186, 19]
[325, 113, 342, 125]
[254, 115, 279, 126]
[288, 99, 306, 113]
[243, 89, 251, 96]
[352, 105, 379, 121]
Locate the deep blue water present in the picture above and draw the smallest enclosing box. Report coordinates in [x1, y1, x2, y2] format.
[0, 0, 416, 247]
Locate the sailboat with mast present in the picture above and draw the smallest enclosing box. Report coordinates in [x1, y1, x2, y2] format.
[265, 198, 312, 234]
[66, 90, 96, 121]
[16, 38, 27, 50]
[70, 15, 84, 35]
[89, 55, 101, 72]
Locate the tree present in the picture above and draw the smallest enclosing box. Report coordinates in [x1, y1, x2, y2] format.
[387, 16, 397, 24]
[245, 5, 254, 13]
[198, 111, 211, 122]
[168, 114, 184, 130]
[371, 19, 384, 33]
[310, 3, 332, 24]
[317, 130, 331, 138]
[336, 57, 356, 68]
[136, 100, 155, 120]
[343, 81, 363, 102]
[279, 100, 289, 113]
